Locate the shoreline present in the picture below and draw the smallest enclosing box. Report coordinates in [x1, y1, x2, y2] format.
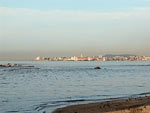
[53, 96, 150, 113]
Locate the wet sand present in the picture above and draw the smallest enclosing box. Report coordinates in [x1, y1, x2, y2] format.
[53, 96, 150, 113]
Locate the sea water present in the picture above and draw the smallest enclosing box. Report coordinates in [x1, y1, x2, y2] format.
[0, 61, 150, 113]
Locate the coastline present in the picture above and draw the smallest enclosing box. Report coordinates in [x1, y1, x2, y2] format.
[53, 96, 150, 113]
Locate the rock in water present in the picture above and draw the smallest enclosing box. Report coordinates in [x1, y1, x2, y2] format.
[94, 67, 101, 69]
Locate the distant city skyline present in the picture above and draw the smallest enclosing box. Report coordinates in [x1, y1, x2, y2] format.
[34, 54, 150, 61]
[0, 0, 150, 60]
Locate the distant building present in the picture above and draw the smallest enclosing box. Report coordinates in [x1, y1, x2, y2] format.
[35, 56, 41, 61]
[80, 53, 83, 57]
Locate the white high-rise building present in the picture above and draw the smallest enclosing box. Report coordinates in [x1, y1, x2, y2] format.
[80, 53, 83, 57]
[35, 56, 41, 61]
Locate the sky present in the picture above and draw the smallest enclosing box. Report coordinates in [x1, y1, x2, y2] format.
[0, 0, 150, 60]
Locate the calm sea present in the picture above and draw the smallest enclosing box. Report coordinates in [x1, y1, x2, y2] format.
[0, 61, 150, 113]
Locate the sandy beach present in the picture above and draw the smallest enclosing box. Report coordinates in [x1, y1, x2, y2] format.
[53, 96, 150, 113]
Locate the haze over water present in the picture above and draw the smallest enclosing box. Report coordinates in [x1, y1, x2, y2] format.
[0, 61, 150, 113]
[0, 0, 150, 60]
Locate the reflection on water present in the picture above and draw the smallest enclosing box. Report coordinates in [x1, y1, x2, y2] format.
[0, 61, 150, 113]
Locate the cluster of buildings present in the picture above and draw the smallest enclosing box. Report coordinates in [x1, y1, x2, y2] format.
[35, 55, 150, 61]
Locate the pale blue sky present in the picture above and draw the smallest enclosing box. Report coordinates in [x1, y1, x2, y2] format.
[1, 0, 150, 11]
[0, 0, 150, 60]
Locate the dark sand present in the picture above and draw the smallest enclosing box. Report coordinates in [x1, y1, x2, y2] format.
[53, 96, 150, 113]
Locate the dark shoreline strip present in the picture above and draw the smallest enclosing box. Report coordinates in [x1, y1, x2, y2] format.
[52, 96, 150, 113]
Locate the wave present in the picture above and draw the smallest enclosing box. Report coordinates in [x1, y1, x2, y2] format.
[137, 92, 150, 96]
[34, 96, 126, 112]
[122, 64, 150, 67]
[34, 92, 150, 112]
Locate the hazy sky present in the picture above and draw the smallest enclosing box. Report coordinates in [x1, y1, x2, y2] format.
[0, 0, 150, 60]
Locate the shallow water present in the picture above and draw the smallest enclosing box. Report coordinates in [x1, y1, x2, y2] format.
[0, 61, 150, 113]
